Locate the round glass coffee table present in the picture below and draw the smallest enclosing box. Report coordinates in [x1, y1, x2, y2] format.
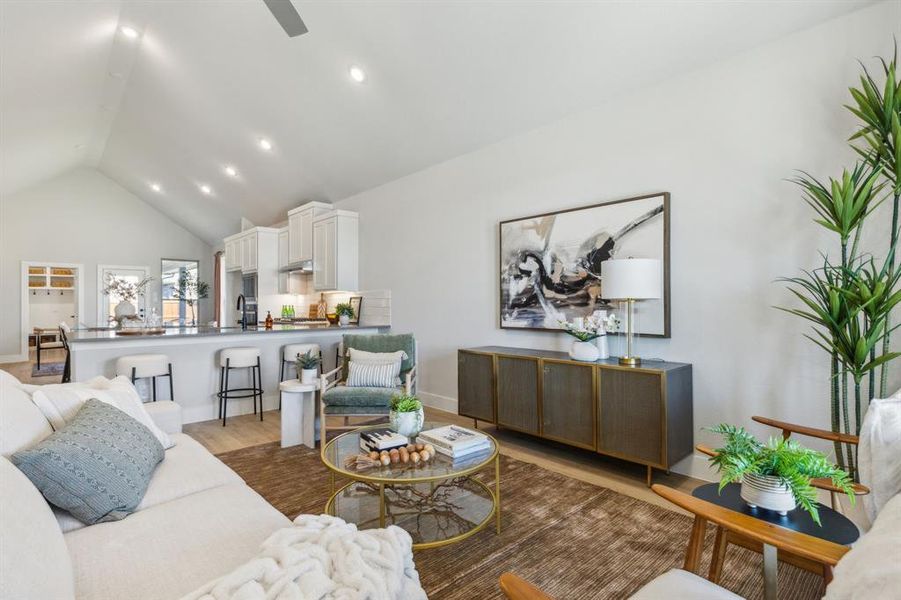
[321, 422, 500, 549]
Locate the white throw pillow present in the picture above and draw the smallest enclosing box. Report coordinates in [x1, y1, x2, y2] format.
[346, 361, 402, 388]
[347, 349, 407, 385]
[30, 376, 174, 449]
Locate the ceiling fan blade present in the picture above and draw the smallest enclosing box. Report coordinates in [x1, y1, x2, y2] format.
[262, 0, 308, 37]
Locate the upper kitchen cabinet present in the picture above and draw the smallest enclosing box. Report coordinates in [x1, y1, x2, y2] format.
[287, 201, 333, 265]
[312, 210, 358, 291]
[277, 227, 304, 295]
[223, 227, 277, 274]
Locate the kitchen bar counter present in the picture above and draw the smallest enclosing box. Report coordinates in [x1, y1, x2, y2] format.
[67, 324, 372, 344]
[69, 324, 387, 423]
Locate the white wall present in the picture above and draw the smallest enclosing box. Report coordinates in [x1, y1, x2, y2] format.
[336, 2, 901, 478]
[1, 167, 213, 358]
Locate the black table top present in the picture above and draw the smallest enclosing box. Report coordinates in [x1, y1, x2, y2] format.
[692, 483, 860, 546]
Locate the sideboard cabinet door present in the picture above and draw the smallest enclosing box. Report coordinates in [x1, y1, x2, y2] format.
[457, 351, 495, 422]
[598, 369, 663, 466]
[541, 361, 595, 449]
[496, 356, 540, 434]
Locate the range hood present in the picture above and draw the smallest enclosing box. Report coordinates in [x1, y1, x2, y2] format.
[280, 260, 312, 273]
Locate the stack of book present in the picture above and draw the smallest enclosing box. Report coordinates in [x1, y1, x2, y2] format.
[418, 425, 491, 460]
[359, 429, 409, 453]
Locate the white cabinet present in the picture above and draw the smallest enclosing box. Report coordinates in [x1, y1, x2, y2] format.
[287, 201, 332, 264]
[312, 210, 358, 291]
[278, 227, 300, 295]
[242, 232, 258, 272]
[223, 228, 266, 274]
[225, 238, 241, 271]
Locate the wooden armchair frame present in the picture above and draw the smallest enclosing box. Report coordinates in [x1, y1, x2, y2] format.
[318, 341, 418, 445]
[498, 484, 849, 600]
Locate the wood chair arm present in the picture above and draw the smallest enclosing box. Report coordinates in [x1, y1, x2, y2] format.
[651, 485, 849, 566]
[404, 365, 418, 395]
[499, 573, 555, 600]
[752, 416, 859, 445]
[320, 364, 344, 392]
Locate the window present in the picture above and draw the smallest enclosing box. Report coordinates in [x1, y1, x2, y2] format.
[161, 259, 201, 326]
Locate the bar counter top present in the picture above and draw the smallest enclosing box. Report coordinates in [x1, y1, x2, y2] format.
[67, 324, 377, 344]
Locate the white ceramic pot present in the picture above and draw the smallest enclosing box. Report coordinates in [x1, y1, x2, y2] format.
[595, 335, 610, 360]
[390, 408, 424, 438]
[339, 314, 350, 327]
[740, 473, 796, 515]
[300, 368, 318, 384]
[569, 340, 600, 362]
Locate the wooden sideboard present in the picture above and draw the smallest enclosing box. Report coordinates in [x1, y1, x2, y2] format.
[458, 346, 693, 485]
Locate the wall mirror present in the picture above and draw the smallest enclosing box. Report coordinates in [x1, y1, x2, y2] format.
[161, 259, 202, 326]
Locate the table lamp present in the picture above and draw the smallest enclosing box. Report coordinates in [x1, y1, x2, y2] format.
[600, 258, 662, 366]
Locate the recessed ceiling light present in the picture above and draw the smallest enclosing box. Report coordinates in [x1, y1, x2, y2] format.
[149, 183, 162, 193]
[349, 65, 366, 83]
[258, 138, 272, 151]
[199, 184, 212, 195]
[224, 165, 238, 177]
[120, 26, 139, 39]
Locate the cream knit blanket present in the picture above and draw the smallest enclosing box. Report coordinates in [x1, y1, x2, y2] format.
[182, 515, 428, 600]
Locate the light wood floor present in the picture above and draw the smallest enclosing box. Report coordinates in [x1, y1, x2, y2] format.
[184, 406, 700, 513]
[0, 348, 66, 385]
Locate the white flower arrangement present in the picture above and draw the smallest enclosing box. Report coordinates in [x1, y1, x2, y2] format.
[102, 274, 153, 303]
[560, 311, 621, 342]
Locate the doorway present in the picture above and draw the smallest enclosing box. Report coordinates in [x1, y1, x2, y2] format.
[97, 265, 151, 327]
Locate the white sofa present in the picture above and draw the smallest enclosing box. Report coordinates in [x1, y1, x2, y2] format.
[0, 373, 294, 600]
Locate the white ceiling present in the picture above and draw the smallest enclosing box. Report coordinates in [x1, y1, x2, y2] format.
[1, 0, 876, 244]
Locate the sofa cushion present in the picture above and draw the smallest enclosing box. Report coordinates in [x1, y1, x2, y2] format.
[65, 483, 291, 600]
[0, 456, 75, 600]
[629, 569, 742, 599]
[30, 376, 174, 449]
[54, 433, 242, 533]
[12, 399, 164, 525]
[0, 380, 53, 457]
[322, 384, 400, 409]
[825, 492, 901, 599]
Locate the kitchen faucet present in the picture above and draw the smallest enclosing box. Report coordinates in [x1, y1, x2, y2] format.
[237, 294, 247, 330]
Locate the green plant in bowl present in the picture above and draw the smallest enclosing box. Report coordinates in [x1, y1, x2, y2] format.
[707, 424, 855, 525]
[335, 303, 355, 318]
[295, 349, 320, 370]
[390, 394, 422, 413]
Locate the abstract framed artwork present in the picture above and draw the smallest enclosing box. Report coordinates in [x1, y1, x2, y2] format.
[499, 192, 670, 337]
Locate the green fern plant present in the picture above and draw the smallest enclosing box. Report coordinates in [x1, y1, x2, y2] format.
[335, 303, 355, 318]
[707, 424, 855, 525]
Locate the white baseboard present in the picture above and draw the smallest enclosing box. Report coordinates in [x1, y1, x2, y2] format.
[669, 452, 718, 482]
[0, 353, 27, 364]
[418, 390, 458, 413]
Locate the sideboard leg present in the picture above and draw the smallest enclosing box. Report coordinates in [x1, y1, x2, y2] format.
[646, 465, 653, 487]
[473, 418, 478, 429]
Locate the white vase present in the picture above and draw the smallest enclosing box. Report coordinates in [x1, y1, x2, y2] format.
[390, 408, 424, 438]
[114, 300, 136, 328]
[569, 341, 600, 362]
[740, 473, 797, 515]
[300, 368, 318, 384]
[339, 314, 350, 327]
[595, 335, 609, 360]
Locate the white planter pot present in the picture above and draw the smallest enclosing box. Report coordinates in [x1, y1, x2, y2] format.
[569, 341, 600, 362]
[595, 335, 609, 360]
[740, 473, 796, 515]
[300, 368, 318, 384]
[390, 408, 424, 438]
[339, 314, 350, 327]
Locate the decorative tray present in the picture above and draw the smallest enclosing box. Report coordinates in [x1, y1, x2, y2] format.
[115, 328, 166, 336]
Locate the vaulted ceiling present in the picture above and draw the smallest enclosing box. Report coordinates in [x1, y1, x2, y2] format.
[0, 0, 875, 245]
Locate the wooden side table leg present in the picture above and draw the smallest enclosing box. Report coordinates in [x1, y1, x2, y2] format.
[708, 526, 728, 584]
[683, 516, 707, 574]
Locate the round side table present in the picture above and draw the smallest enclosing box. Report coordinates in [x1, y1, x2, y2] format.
[279, 379, 319, 448]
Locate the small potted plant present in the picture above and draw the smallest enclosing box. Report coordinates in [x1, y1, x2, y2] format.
[335, 303, 355, 327]
[707, 424, 854, 524]
[559, 318, 601, 361]
[295, 350, 320, 384]
[389, 394, 424, 438]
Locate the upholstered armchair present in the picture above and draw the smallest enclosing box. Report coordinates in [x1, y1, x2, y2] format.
[319, 333, 417, 444]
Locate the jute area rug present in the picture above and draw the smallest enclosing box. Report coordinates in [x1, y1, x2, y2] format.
[216, 442, 822, 600]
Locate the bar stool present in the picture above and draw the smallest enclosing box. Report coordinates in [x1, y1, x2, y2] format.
[115, 354, 173, 402]
[280, 343, 321, 409]
[218, 347, 263, 427]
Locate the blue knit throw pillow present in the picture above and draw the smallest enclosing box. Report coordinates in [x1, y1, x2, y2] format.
[11, 398, 164, 524]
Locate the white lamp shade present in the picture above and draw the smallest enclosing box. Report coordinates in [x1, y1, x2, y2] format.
[601, 258, 662, 300]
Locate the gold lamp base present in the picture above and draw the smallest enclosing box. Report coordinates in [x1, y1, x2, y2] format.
[618, 356, 641, 366]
